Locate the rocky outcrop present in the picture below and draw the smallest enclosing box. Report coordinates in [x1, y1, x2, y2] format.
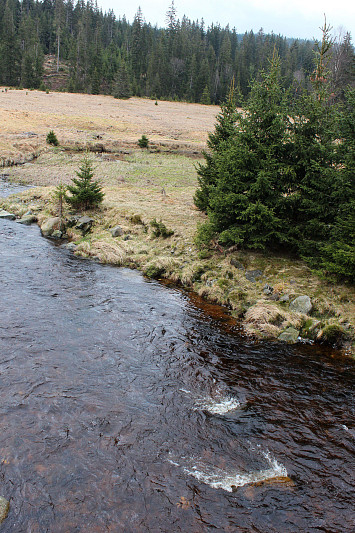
[75, 216, 94, 235]
[0, 210, 16, 220]
[289, 295, 312, 315]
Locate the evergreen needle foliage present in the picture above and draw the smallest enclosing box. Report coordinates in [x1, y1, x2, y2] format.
[195, 28, 355, 282]
[138, 135, 149, 148]
[46, 130, 59, 146]
[150, 218, 174, 238]
[66, 158, 104, 211]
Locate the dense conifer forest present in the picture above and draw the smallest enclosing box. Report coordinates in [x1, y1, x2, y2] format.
[0, 0, 353, 102]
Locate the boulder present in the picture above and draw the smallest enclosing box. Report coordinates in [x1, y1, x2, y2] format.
[75, 216, 94, 235]
[110, 225, 123, 237]
[40, 217, 62, 237]
[289, 295, 312, 315]
[0, 497, 9, 524]
[279, 294, 290, 303]
[278, 327, 300, 344]
[0, 210, 16, 220]
[17, 214, 37, 225]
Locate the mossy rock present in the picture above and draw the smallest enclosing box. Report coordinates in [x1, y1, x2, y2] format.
[319, 324, 349, 346]
[278, 327, 299, 344]
[144, 264, 165, 279]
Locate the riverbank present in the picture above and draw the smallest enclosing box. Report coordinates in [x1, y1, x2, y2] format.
[1, 149, 354, 356]
[1, 89, 353, 355]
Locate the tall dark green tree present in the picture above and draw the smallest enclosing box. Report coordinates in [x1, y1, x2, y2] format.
[0, 0, 21, 85]
[197, 51, 291, 250]
[194, 79, 240, 212]
[112, 58, 131, 98]
[287, 21, 339, 258]
[319, 87, 355, 279]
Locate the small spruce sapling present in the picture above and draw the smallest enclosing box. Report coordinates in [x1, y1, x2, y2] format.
[66, 157, 104, 211]
[138, 135, 149, 148]
[46, 130, 59, 146]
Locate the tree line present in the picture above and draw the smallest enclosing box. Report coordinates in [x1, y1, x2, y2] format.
[195, 24, 354, 281]
[0, 0, 353, 103]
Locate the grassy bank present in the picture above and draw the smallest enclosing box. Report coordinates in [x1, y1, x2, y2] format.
[1, 147, 354, 356]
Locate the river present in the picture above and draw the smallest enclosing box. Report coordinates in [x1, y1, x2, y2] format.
[0, 183, 354, 532]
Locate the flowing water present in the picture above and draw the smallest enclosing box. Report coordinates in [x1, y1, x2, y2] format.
[0, 183, 354, 532]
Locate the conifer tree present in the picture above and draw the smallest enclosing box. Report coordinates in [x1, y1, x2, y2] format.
[66, 158, 104, 211]
[319, 87, 355, 280]
[287, 20, 339, 258]
[194, 79, 239, 212]
[195, 51, 292, 250]
[112, 59, 131, 99]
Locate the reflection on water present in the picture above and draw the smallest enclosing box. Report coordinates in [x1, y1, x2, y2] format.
[0, 188, 354, 531]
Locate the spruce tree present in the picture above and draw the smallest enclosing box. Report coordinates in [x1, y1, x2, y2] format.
[195, 52, 292, 251]
[66, 158, 104, 211]
[287, 21, 339, 259]
[319, 87, 355, 280]
[194, 80, 239, 212]
[112, 59, 131, 99]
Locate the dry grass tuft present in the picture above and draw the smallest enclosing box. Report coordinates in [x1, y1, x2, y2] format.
[244, 301, 303, 338]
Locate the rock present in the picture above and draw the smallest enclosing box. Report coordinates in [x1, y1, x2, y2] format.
[230, 259, 245, 271]
[0, 210, 16, 220]
[51, 230, 63, 239]
[64, 242, 77, 251]
[75, 216, 94, 235]
[110, 225, 123, 237]
[289, 295, 312, 315]
[17, 214, 38, 225]
[269, 293, 280, 301]
[245, 269, 263, 283]
[0, 497, 9, 524]
[263, 283, 273, 295]
[278, 327, 300, 344]
[40, 217, 62, 237]
[66, 215, 80, 228]
[279, 294, 290, 303]
[123, 235, 131, 241]
[317, 324, 349, 346]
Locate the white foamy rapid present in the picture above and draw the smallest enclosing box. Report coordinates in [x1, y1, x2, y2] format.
[194, 396, 242, 415]
[169, 451, 288, 492]
[342, 424, 355, 437]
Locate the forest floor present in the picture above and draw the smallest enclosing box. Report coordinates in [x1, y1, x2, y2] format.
[1, 88, 354, 356]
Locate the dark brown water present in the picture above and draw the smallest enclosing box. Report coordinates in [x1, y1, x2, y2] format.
[0, 188, 354, 532]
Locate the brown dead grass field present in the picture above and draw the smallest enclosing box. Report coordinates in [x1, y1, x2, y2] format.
[0, 88, 218, 165]
[1, 89, 354, 354]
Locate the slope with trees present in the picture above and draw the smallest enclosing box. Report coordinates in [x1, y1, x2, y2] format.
[0, 0, 353, 104]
